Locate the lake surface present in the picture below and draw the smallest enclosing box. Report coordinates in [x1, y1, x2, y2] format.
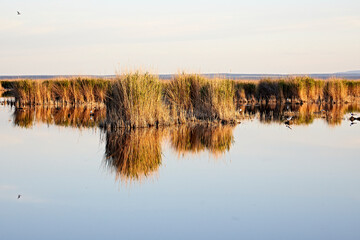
[1, 100, 360, 240]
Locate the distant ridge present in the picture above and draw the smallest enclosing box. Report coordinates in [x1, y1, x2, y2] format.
[1, 71, 360, 80]
[337, 70, 360, 74]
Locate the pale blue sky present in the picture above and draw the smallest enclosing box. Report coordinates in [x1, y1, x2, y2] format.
[1, 0, 359, 75]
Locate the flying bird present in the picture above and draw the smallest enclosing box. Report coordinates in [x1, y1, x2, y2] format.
[17, 11, 21, 15]
[17, 194, 21, 199]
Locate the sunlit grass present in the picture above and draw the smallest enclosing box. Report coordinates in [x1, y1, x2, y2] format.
[10, 78, 110, 106]
[105, 72, 170, 128]
[4, 74, 360, 128]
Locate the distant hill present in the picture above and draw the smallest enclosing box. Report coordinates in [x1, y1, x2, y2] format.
[336, 70, 360, 74]
[1, 71, 360, 80]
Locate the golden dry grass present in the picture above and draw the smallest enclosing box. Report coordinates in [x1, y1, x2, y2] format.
[105, 72, 170, 129]
[11, 78, 110, 106]
[236, 77, 360, 103]
[6, 74, 360, 128]
[166, 74, 237, 123]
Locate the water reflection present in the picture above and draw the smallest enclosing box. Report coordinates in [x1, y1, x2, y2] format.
[170, 124, 234, 157]
[103, 128, 166, 182]
[102, 124, 234, 182]
[12, 106, 106, 129]
[238, 103, 360, 126]
[7, 103, 360, 183]
[11, 103, 360, 129]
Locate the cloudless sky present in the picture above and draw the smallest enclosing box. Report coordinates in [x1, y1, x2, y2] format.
[0, 0, 359, 75]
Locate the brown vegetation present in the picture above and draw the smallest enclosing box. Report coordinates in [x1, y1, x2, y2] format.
[165, 74, 237, 124]
[105, 73, 170, 129]
[235, 77, 360, 104]
[4, 74, 360, 128]
[9, 78, 110, 106]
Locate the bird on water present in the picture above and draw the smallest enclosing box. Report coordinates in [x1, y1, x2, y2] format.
[349, 113, 360, 122]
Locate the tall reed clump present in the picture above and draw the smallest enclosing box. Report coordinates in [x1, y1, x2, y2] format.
[252, 77, 357, 103]
[323, 79, 348, 103]
[257, 78, 280, 102]
[105, 72, 170, 129]
[256, 77, 322, 103]
[12, 78, 110, 106]
[234, 81, 257, 103]
[344, 80, 360, 102]
[166, 74, 237, 123]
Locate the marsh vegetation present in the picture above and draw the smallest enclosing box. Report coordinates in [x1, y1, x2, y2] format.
[2, 73, 360, 128]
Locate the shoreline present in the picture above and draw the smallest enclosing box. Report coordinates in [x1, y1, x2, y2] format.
[1, 73, 360, 128]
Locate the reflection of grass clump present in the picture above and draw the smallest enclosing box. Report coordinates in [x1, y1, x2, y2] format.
[13, 106, 106, 129]
[104, 128, 164, 182]
[170, 124, 234, 156]
[13, 108, 35, 128]
[247, 103, 360, 126]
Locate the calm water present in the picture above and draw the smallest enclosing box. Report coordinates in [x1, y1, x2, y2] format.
[1, 101, 360, 240]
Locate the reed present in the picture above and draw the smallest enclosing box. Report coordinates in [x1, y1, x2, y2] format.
[234, 81, 257, 103]
[165, 74, 237, 124]
[235, 77, 360, 103]
[5, 74, 360, 128]
[0, 80, 16, 90]
[105, 72, 170, 129]
[12, 78, 110, 106]
[323, 79, 347, 103]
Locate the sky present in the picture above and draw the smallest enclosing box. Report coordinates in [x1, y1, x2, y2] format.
[0, 0, 359, 75]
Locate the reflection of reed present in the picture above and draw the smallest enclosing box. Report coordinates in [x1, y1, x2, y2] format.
[0, 91, 15, 106]
[241, 103, 360, 126]
[13, 108, 35, 128]
[13, 106, 105, 128]
[103, 129, 166, 182]
[322, 104, 360, 126]
[170, 124, 234, 157]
